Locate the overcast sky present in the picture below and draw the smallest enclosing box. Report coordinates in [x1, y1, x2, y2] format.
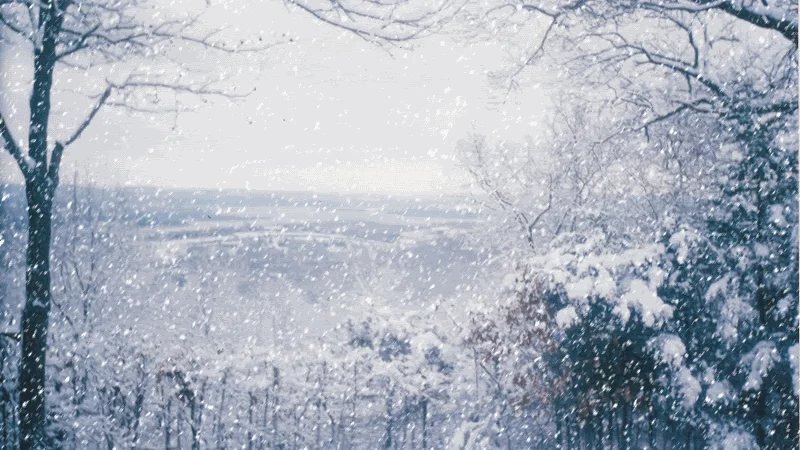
[0, 1, 551, 194]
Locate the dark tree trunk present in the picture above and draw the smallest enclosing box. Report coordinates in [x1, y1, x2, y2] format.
[554, 412, 563, 450]
[567, 415, 579, 450]
[273, 367, 281, 448]
[648, 412, 657, 450]
[133, 388, 145, 449]
[421, 397, 428, 450]
[19, 182, 53, 450]
[385, 386, 394, 449]
[0, 337, 10, 450]
[268, 388, 269, 448]
[217, 375, 228, 450]
[164, 397, 173, 450]
[18, 1, 63, 448]
[248, 392, 256, 450]
[621, 405, 630, 450]
[191, 386, 203, 450]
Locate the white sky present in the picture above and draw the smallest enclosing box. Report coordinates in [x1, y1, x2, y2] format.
[0, 1, 552, 194]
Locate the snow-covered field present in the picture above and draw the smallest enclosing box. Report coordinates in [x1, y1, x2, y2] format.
[1, 186, 518, 448]
[59, 188, 501, 360]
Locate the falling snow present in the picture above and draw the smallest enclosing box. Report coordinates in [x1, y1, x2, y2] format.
[0, 0, 798, 449]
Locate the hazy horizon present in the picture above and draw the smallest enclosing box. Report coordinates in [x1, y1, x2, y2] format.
[0, 0, 552, 194]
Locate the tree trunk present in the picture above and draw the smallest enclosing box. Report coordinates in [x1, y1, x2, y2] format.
[273, 366, 281, 448]
[268, 388, 271, 448]
[133, 388, 145, 449]
[191, 389, 202, 450]
[18, 0, 62, 447]
[248, 392, 256, 450]
[421, 397, 428, 450]
[621, 405, 630, 450]
[385, 386, 394, 449]
[164, 397, 172, 450]
[567, 415, 578, 450]
[19, 183, 53, 450]
[554, 411, 563, 450]
[217, 375, 228, 450]
[648, 411, 656, 450]
[0, 337, 10, 450]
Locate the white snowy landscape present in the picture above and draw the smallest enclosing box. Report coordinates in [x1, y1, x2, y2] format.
[1, 186, 506, 448]
[0, 0, 798, 449]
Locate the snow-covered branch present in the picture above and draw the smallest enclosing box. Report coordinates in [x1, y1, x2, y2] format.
[0, 111, 30, 178]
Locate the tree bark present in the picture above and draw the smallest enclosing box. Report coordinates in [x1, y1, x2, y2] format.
[385, 386, 394, 449]
[19, 182, 54, 450]
[248, 392, 256, 450]
[421, 397, 428, 450]
[18, 1, 62, 447]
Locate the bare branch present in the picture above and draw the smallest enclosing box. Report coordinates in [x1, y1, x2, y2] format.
[640, 0, 726, 13]
[522, 0, 590, 18]
[588, 29, 729, 100]
[0, 331, 20, 341]
[288, 0, 463, 45]
[54, 23, 100, 59]
[0, 6, 35, 42]
[642, 0, 798, 44]
[63, 85, 112, 147]
[715, 0, 798, 44]
[109, 77, 253, 100]
[524, 177, 553, 248]
[44, 85, 111, 190]
[498, 16, 556, 100]
[0, 110, 31, 177]
[632, 99, 713, 140]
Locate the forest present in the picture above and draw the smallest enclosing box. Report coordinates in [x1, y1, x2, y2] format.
[0, 0, 797, 449]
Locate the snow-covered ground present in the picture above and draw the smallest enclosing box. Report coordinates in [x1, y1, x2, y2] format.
[68, 188, 503, 361]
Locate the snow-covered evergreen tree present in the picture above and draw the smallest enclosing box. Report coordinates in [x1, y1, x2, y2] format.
[659, 106, 799, 449]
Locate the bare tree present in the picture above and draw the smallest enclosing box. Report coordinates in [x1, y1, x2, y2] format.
[462, 0, 797, 246]
[0, 2, 264, 446]
[457, 102, 638, 252]
[0, 0, 459, 446]
[486, 0, 796, 127]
